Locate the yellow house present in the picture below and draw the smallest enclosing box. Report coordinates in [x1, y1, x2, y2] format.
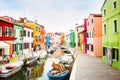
[25, 23, 41, 50]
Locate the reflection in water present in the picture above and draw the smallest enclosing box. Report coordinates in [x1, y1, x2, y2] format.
[0, 58, 61, 80]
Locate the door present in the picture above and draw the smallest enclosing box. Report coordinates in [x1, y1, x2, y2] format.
[106, 48, 112, 65]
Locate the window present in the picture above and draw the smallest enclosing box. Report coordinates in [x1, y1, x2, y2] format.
[19, 44, 22, 50]
[87, 44, 89, 50]
[0, 27, 2, 36]
[112, 48, 119, 61]
[5, 27, 9, 36]
[113, 20, 117, 33]
[91, 19, 93, 24]
[28, 31, 30, 37]
[31, 32, 33, 37]
[103, 47, 107, 56]
[88, 22, 89, 26]
[24, 43, 29, 49]
[24, 30, 26, 36]
[91, 45, 93, 51]
[86, 33, 88, 38]
[104, 24, 106, 34]
[103, 9, 106, 16]
[10, 28, 12, 36]
[113, 1, 117, 10]
[14, 44, 17, 51]
[20, 30, 23, 37]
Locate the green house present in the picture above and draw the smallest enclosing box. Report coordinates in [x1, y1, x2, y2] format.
[102, 0, 120, 69]
[14, 24, 24, 56]
[70, 30, 75, 48]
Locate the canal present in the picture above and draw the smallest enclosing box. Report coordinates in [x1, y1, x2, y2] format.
[0, 57, 58, 80]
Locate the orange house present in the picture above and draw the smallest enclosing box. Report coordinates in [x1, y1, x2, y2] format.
[86, 14, 102, 57]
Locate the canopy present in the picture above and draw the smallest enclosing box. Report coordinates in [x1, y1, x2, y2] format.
[0, 41, 10, 55]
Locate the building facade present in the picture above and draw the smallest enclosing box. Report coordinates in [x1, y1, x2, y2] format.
[86, 14, 102, 57]
[13, 23, 23, 55]
[102, 0, 120, 69]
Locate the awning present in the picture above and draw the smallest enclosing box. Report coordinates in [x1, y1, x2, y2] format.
[0, 41, 10, 48]
[5, 41, 14, 44]
[0, 41, 10, 55]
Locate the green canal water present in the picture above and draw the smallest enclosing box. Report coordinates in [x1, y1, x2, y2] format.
[0, 58, 56, 80]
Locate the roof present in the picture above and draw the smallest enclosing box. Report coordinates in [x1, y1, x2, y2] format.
[0, 17, 14, 24]
[101, 0, 106, 10]
[90, 14, 102, 17]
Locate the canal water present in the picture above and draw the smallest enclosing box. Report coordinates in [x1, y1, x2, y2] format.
[0, 57, 59, 80]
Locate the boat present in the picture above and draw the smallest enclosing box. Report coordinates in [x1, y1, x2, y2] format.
[0, 61, 23, 78]
[47, 69, 69, 80]
[24, 56, 39, 67]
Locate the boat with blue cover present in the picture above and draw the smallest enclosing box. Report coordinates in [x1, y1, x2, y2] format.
[47, 69, 69, 80]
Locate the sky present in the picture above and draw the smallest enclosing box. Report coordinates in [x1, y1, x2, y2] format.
[0, 0, 105, 33]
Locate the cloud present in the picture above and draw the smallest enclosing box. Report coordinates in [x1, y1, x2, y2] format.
[0, 0, 105, 33]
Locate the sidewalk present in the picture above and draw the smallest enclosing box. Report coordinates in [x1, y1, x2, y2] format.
[70, 50, 120, 80]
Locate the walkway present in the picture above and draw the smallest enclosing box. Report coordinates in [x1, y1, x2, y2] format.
[70, 50, 120, 80]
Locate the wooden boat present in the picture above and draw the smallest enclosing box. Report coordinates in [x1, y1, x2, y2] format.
[0, 61, 23, 78]
[47, 69, 69, 80]
[24, 56, 39, 67]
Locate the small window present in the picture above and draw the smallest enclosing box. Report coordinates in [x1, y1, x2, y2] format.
[28, 31, 30, 37]
[24, 30, 26, 36]
[112, 48, 119, 61]
[20, 30, 23, 37]
[10, 28, 13, 36]
[113, 20, 117, 33]
[88, 22, 89, 26]
[19, 44, 22, 50]
[103, 47, 107, 56]
[113, 1, 117, 10]
[31, 32, 33, 37]
[91, 45, 93, 51]
[5, 27, 9, 36]
[91, 19, 93, 24]
[103, 9, 106, 16]
[104, 24, 106, 34]
[0, 27, 2, 36]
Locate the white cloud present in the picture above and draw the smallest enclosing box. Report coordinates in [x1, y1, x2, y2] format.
[0, 0, 105, 33]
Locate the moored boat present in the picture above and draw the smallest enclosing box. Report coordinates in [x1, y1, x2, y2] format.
[23, 56, 39, 67]
[0, 61, 23, 78]
[47, 69, 69, 80]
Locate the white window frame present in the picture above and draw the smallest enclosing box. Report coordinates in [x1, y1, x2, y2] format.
[103, 24, 106, 35]
[113, 0, 117, 10]
[0, 27, 2, 37]
[10, 28, 13, 36]
[103, 9, 106, 16]
[113, 19, 117, 33]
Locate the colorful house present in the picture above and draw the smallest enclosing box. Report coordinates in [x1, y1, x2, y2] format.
[102, 0, 120, 69]
[0, 17, 14, 56]
[13, 23, 23, 55]
[40, 25, 45, 50]
[77, 25, 84, 52]
[83, 19, 87, 53]
[70, 30, 75, 48]
[86, 14, 102, 57]
[23, 26, 33, 55]
[19, 18, 41, 51]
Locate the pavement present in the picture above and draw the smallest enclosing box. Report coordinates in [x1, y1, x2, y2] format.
[69, 48, 120, 80]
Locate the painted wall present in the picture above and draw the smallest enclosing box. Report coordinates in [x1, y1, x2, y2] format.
[87, 14, 102, 57]
[23, 26, 33, 55]
[102, 0, 120, 69]
[14, 24, 23, 55]
[0, 18, 14, 54]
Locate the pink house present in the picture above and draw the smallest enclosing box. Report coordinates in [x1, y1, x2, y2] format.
[86, 14, 102, 57]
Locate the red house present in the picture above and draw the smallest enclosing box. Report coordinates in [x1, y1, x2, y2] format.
[40, 25, 45, 50]
[0, 17, 14, 55]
